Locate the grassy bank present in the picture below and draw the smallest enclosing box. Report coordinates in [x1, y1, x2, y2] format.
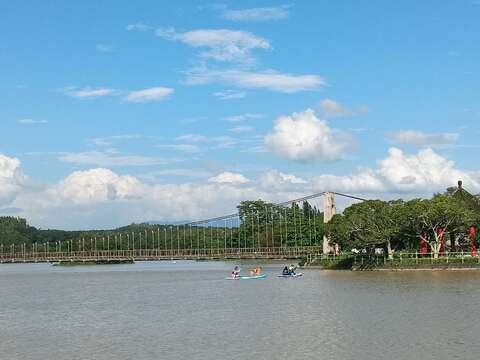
[307, 254, 480, 270]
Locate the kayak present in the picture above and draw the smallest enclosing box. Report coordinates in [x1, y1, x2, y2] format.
[277, 272, 303, 278]
[225, 274, 267, 280]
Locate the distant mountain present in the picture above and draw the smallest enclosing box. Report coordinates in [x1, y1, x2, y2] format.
[146, 220, 191, 226]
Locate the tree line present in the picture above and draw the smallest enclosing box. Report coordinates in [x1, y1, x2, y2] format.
[329, 186, 480, 257]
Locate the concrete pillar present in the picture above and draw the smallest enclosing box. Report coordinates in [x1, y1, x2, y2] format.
[323, 192, 336, 254]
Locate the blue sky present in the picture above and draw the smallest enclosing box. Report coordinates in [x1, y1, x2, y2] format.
[1, 1, 480, 229]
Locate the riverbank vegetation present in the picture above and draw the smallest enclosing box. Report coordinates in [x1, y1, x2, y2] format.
[329, 185, 480, 258]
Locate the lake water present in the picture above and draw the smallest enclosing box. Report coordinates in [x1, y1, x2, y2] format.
[1, 261, 479, 360]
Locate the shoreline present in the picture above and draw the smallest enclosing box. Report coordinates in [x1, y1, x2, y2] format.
[305, 264, 480, 271]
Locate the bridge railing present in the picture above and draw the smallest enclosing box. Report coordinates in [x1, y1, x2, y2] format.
[0, 246, 322, 263]
[314, 251, 480, 267]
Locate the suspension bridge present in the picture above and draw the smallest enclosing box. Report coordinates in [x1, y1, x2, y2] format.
[0, 191, 366, 263]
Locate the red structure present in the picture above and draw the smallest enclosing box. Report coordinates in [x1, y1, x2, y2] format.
[469, 226, 478, 257]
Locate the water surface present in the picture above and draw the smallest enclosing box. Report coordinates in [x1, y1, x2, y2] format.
[1, 261, 479, 359]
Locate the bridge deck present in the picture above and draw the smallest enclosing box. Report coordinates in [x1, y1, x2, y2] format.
[0, 246, 321, 263]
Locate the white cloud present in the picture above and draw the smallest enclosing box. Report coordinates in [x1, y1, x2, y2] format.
[208, 172, 251, 184]
[223, 6, 289, 22]
[312, 169, 385, 194]
[124, 87, 174, 103]
[3, 147, 480, 229]
[57, 150, 179, 167]
[65, 87, 115, 99]
[213, 89, 246, 100]
[133, 26, 323, 93]
[0, 154, 27, 206]
[259, 169, 307, 191]
[90, 135, 142, 147]
[264, 109, 355, 162]
[96, 44, 113, 53]
[311, 147, 480, 194]
[176, 134, 208, 143]
[229, 125, 255, 133]
[377, 147, 470, 191]
[156, 28, 271, 63]
[140, 168, 212, 180]
[319, 99, 353, 117]
[319, 99, 369, 117]
[186, 67, 325, 93]
[10, 170, 266, 229]
[126, 23, 152, 31]
[175, 134, 241, 149]
[157, 144, 201, 153]
[52, 168, 146, 205]
[17, 119, 48, 124]
[224, 113, 264, 122]
[386, 130, 459, 146]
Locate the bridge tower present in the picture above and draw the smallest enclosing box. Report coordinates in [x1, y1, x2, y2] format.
[323, 192, 336, 254]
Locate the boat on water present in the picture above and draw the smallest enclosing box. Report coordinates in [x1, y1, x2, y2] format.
[225, 274, 267, 280]
[277, 272, 303, 278]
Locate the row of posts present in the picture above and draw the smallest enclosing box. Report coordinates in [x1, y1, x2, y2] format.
[1, 197, 332, 256]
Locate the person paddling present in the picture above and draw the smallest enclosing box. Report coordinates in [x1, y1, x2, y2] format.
[250, 266, 262, 276]
[282, 266, 289, 275]
[231, 266, 241, 279]
[288, 264, 296, 275]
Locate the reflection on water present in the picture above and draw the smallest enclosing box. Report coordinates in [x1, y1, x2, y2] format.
[1, 261, 480, 360]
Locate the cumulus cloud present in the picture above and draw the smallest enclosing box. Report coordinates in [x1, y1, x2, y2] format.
[312, 147, 480, 194]
[186, 67, 325, 93]
[3, 146, 480, 229]
[259, 170, 307, 191]
[386, 130, 459, 147]
[208, 172, 251, 184]
[11, 170, 265, 229]
[312, 169, 385, 193]
[213, 89, 246, 100]
[156, 28, 270, 63]
[52, 168, 146, 205]
[0, 154, 27, 206]
[264, 109, 355, 162]
[223, 6, 289, 21]
[64, 87, 114, 98]
[376, 147, 472, 191]
[11, 168, 153, 228]
[124, 87, 174, 103]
